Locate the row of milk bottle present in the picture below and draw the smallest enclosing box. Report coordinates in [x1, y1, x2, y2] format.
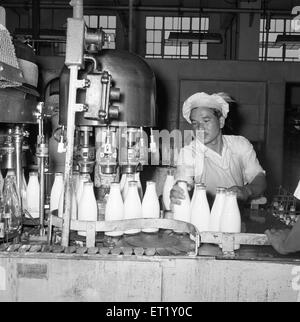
[105, 179, 160, 237]
[172, 180, 241, 235]
[50, 172, 97, 236]
[161, 169, 241, 234]
[49, 172, 160, 237]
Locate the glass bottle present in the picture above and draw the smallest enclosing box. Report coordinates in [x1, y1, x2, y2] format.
[162, 169, 175, 211]
[142, 181, 160, 233]
[173, 180, 191, 233]
[76, 173, 90, 204]
[122, 173, 135, 201]
[190, 183, 211, 232]
[210, 187, 227, 232]
[124, 181, 142, 234]
[50, 172, 64, 212]
[21, 169, 27, 211]
[78, 181, 98, 236]
[26, 171, 40, 218]
[2, 176, 22, 234]
[105, 182, 124, 237]
[220, 190, 241, 250]
[120, 173, 127, 192]
[73, 170, 80, 195]
[134, 172, 143, 200]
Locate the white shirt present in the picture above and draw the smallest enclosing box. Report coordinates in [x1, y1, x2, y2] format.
[175, 135, 265, 196]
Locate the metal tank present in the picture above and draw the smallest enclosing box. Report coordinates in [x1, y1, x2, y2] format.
[59, 49, 157, 128]
[0, 40, 39, 124]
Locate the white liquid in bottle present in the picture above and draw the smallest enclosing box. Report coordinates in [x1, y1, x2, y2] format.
[209, 187, 227, 232]
[162, 169, 175, 211]
[26, 171, 40, 218]
[50, 172, 64, 212]
[124, 181, 142, 235]
[220, 190, 241, 250]
[173, 180, 191, 232]
[73, 171, 80, 195]
[142, 181, 160, 233]
[76, 173, 90, 205]
[105, 182, 124, 237]
[134, 172, 143, 200]
[122, 173, 135, 201]
[190, 183, 211, 232]
[78, 182, 98, 236]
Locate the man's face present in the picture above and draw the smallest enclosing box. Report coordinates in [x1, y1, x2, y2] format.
[190, 107, 224, 145]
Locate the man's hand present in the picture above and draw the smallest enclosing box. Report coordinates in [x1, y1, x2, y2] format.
[170, 183, 185, 206]
[265, 229, 291, 255]
[228, 185, 252, 201]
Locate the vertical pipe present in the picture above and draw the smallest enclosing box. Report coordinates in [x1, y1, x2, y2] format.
[70, 0, 83, 19]
[264, 14, 271, 61]
[14, 127, 23, 208]
[61, 65, 79, 247]
[129, 0, 133, 52]
[39, 153, 45, 233]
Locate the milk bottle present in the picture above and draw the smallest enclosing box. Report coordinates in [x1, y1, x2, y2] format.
[78, 181, 98, 236]
[105, 182, 124, 237]
[210, 187, 227, 231]
[122, 173, 135, 201]
[173, 180, 191, 233]
[50, 172, 64, 212]
[76, 173, 90, 204]
[190, 183, 210, 232]
[124, 181, 142, 234]
[162, 169, 175, 211]
[26, 171, 40, 218]
[142, 181, 160, 233]
[134, 172, 143, 200]
[220, 190, 241, 250]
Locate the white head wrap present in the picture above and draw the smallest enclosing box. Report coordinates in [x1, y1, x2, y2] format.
[182, 92, 230, 124]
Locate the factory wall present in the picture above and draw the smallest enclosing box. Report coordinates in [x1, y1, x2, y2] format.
[146, 58, 300, 195]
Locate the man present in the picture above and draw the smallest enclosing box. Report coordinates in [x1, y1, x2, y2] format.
[170, 92, 266, 206]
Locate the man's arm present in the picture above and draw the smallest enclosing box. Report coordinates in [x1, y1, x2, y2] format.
[229, 172, 267, 201]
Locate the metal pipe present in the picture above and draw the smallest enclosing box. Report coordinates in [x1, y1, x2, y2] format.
[39, 153, 45, 234]
[61, 65, 79, 247]
[70, 0, 83, 19]
[264, 14, 271, 61]
[13, 126, 23, 208]
[0, 3, 293, 15]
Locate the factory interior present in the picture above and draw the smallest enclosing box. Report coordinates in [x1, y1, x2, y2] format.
[0, 0, 300, 302]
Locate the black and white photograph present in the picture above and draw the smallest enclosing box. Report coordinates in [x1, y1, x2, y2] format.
[0, 0, 300, 305]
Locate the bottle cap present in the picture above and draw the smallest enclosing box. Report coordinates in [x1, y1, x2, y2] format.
[29, 171, 38, 176]
[216, 187, 227, 193]
[55, 172, 63, 176]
